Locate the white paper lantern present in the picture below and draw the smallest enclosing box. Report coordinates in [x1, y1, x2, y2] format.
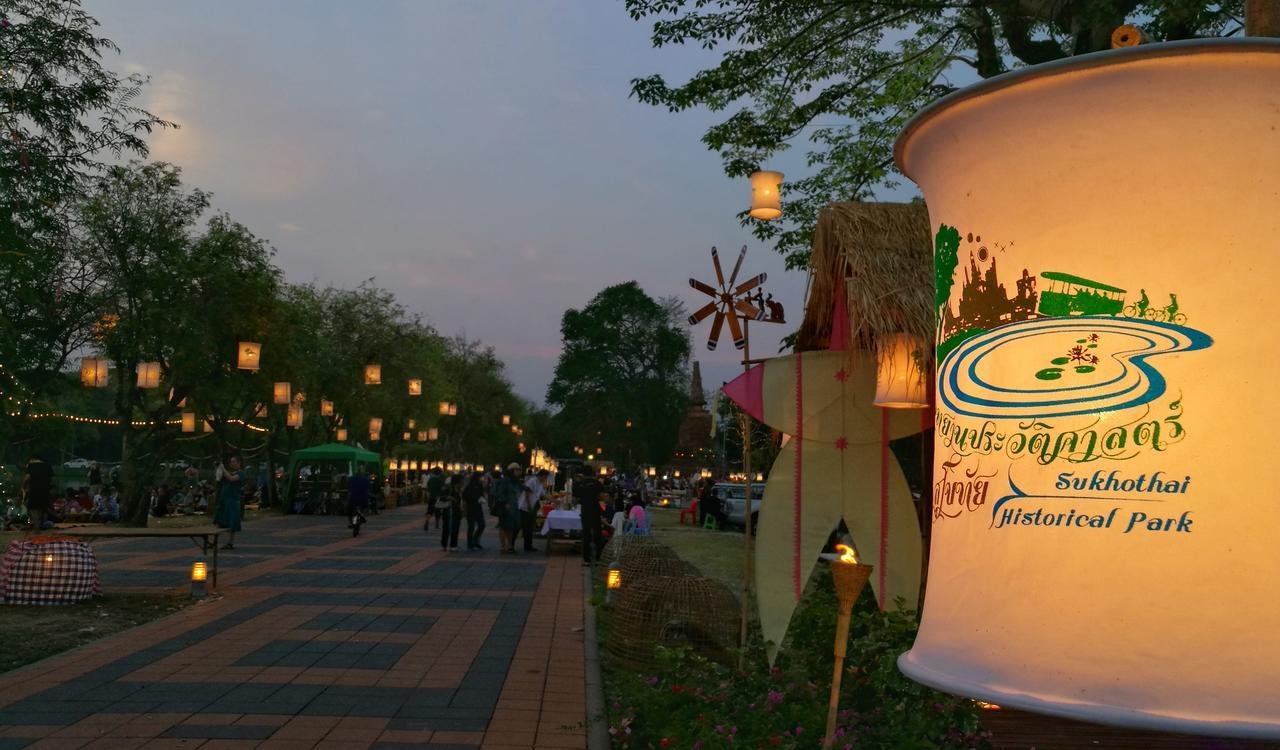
[273, 382, 291, 405]
[134, 362, 161, 389]
[180, 412, 196, 433]
[896, 39, 1280, 738]
[237, 341, 261, 370]
[748, 170, 783, 220]
[408, 378, 422, 395]
[439, 401, 449, 415]
[286, 404, 303, 429]
[80, 358, 109, 388]
[336, 427, 348, 442]
[428, 427, 439, 441]
[364, 364, 381, 385]
[448, 403, 457, 417]
[320, 399, 334, 417]
[369, 417, 382, 438]
[873, 334, 928, 409]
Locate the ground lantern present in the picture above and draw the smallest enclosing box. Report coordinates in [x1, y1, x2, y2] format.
[895, 39, 1280, 738]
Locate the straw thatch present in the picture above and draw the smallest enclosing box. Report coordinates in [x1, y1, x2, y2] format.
[796, 202, 933, 363]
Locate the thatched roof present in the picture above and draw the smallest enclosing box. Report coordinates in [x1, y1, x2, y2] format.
[796, 201, 933, 364]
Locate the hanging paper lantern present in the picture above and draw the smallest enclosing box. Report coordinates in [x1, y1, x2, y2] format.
[407, 419, 416, 430]
[320, 399, 334, 417]
[402, 431, 410, 441]
[364, 364, 381, 385]
[428, 428, 439, 441]
[273, 382, 291, 405]
[369, 417, 383, 437]
[294, 391, 306, 403]
[203, 419, 214, 434]
[502, 414, 510, 425]
[134, 362, 161, 389]
[873, 333, 929, 409]
[409, 460, 419, 471]
[895, 40, 1280, 737]
[336, 427, 348, 442]
[408, 378, 422, 395]
[748, 170, 783, 220]
[181, 412, 196, 433]
[439, 401, 449, 415]
[80, 358, 109, 388]
[417, 431, 427, 442]
[389, 459, 399, 471]
[370, 430, 381, 442]
[286, 404, 303, 428]
[253, 403, 267, 418]
[237, 341, 261, 370]
[448, 404, 457, 417]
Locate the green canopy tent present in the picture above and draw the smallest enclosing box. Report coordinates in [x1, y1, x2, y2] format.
[284, 443, 382, 513]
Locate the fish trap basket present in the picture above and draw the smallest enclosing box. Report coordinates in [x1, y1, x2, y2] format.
[606, 574, 741, 669]
[0, 538, 101, 605]
[600, 534, 677, 568]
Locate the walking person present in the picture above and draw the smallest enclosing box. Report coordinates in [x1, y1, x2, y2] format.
[214, 456, 244, 549]
[440, 474, 462, 551]
[424, 466, 444, 531]
[573, 467, 604, 566]
[518, 469, 548, 552]
[21, 454, 55, 531]
[463, 471, 487, 550]
[346, 472, 370, 537]
[491, 464, 523, 553]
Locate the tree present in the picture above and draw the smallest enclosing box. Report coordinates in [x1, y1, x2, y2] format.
[627, 0, 1242, 269]
[547, 281, 691, 467]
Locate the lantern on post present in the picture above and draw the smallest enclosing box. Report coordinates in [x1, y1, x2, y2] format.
[237, 341, 261, 370]
[895, 39, 1280, 737]
[320, 399, 334, 417]
[80, 358, 109, 388]
[286, 404, 303, 428]
[606, 561, 622, 603]
[135, 362, 161, 389]
[873, 333, 929, 409]
[364, 364, 381, 385]
[181, 412, 196, 433]
[273, 382, 291, 404]
[408, 378, 422, 395]
[336, 427, 348, 442]
[748, 170, 783, 220]
[821, 545, 872, 749]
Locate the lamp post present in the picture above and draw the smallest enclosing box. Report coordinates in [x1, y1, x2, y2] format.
[191, 557, 209, 599]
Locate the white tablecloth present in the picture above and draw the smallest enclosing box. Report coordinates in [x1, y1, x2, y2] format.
[541, 509, 582, 535]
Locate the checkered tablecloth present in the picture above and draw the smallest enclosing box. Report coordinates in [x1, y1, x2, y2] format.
[0, 538, 101, 605]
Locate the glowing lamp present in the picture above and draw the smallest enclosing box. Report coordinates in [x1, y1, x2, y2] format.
[370, 430, 381, 442]
[408, 378, 422, 395]
[448, 404, 457, 417]
[273, 382, 291, 404]
[821, 543, 873, 745]
[417, 430, 427, 442]
[673, 471, 680, 478]
[598, 466, 607, 476]
[410, 460, 419, 471]
[606, 561, 622, 595]
[203, 419, 214, 434]
[181, 412, 196, 433]
[320, 399, 334, 417]
[364, 364, 381, 385]
[502, 414, 510, 425]
[237, 341, 261, 370]
[389, 459, 399, 471]
[80, 358, 109, 388]
[895, 39, 1280, 737]
[625, 420, 633, 428]
[191, 557, 208, 598]
[286, 404, 303, 428]
[369, 417, 382, 437]
[518, 443, 526, 453]
[336, 427, 348, 442]
[407, 419, 416, 429]
[748, 170, 783, 220]
[253, 403, 267, 418]
[873, 333, 929, 409]
[402, 431, 410, 441]
[647, 467, 656, 477]
[428, 428, 439, 441]
[134, 362, 161, 389]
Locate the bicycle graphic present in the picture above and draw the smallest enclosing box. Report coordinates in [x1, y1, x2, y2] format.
[1123, 291, 1185, 325]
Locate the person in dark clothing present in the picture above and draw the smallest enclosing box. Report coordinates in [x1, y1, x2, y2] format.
[573, 468, 605, 565]
[697, 479, 712, 526]
[440, 475, 462, 551]
[424, 467, 444, 531]
[22, 456, 54, 530]
[463, 471, 486, 550]
[346, 473, 370, 537]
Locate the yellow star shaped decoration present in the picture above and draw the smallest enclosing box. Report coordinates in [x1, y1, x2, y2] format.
[722, 348, 925, 659]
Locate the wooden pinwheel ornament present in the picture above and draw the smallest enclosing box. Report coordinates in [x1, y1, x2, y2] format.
[688, 246, 768, 350]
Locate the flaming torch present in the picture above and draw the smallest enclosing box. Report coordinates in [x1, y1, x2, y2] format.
[822, 543, 873, 749]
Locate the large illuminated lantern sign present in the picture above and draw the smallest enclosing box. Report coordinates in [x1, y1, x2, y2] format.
[896, 39, 1280, 738]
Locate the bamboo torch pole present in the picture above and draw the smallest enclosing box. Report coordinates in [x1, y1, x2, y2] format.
[739, 317, 754, 664]
[823, 546, 873, 750]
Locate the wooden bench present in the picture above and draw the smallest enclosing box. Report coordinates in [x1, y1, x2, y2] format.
[52, 524, 224, 588]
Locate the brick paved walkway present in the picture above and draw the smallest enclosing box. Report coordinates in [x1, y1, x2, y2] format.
[0, 507, 588, 750]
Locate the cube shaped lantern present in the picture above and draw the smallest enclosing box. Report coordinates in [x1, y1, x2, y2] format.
[439, 401, 449, 415]
[448, 404, 457, 417]
[320, 399, 334, 417]
[369, 417, 382, 437]
[273, 382, 291, 404]
[428, 428, 438, 441]
[181, 412, 196, 433]
[136, 362, 161, 389]
[408, 378, 422, 395]
[80, 358, 109, 388]
[364, 364, 381, 385]
[336, 427, 348, 442]
[895, 39, 1280, 738]
[286, 404, 303, 428]
[417, 430, 427, 442]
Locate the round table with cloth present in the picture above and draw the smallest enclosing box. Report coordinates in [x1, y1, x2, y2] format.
[0, 537, 101, 605]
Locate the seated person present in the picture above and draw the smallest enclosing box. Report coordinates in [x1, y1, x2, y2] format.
[152, 484, 172, 517]
[625, 501, 649, 534]
[91, 488, 120, 522]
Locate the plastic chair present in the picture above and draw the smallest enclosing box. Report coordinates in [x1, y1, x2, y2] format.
[703, 515, 718, 530]
[679, 499, 699, 525]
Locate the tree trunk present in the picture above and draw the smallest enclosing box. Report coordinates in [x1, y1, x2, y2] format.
[1247, 0, 1280, 37]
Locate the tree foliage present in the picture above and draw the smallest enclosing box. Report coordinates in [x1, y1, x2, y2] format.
[627, 0, 1242, 269]
[547, 281, 691, 467]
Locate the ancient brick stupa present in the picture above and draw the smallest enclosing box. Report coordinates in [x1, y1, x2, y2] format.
[671, 361, 712, 471]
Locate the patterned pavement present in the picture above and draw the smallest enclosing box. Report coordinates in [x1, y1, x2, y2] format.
[0, 507, 587, 750]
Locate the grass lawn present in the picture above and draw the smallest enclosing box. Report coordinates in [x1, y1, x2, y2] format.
[647, 508, 753, 610]
[0, 593, 194, 674]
